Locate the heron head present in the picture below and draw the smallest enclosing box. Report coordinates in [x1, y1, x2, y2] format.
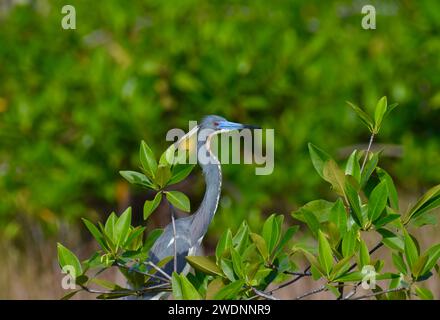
[200, 115, 260, 132]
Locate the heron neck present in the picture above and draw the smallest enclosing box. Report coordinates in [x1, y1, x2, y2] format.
[190, 139, 222, 242]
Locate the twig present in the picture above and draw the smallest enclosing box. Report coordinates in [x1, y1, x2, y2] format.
[79, 282, 171, 296]
[251, 287, 279, 300]
[147, 261, 172, 281]
[116, 262, 170, 283]
[360, 133, 375, 172]
[343, 283, 359, 300]
[267, 266, 312, 294]
[351, 287, 406, 300]
[295, 285, 327, 300]
[284, 271, 312, 276]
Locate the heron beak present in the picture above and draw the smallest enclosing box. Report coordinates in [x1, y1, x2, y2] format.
[218, 120, 261, 130]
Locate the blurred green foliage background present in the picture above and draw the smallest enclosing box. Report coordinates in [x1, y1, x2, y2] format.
[0, 0, 439, 254]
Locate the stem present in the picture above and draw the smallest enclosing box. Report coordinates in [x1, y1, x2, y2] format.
[360, 133, 375, 172]
[79, 282, 171, 296]
[268, 266, 312, 294]
[250, 287, 278, 300]
[116, 262, 170, 283]
[351, 287, 406, 300]
[295, 285, 327, 300]
[284, 271, 312, 276]
[147, 262, 172, 281]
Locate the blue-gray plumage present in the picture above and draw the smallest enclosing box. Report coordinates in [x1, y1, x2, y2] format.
[141, 116, 258, 297]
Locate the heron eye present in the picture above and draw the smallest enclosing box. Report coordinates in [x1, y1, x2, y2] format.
[213, 121, 219, 126]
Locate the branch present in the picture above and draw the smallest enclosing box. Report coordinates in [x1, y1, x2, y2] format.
[284, 271, 312, 276]
[351, 287, 406, 300]
[360, 133, 375, 172]
[250, 287, 279, 300]
[79, 282, 171, 296]
[147, 261, 172, 281]
[267, 266, 312, 294]
[116, 261, 170, 283]
[295, 285, 327, 300]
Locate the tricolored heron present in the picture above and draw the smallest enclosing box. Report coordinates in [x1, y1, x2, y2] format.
[143, 115, 259, 297]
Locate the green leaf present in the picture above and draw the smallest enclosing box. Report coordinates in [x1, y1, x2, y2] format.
[262, 214, 283, 255]
[213, 280, 244, 300]
[104, 212, 117, 243]
[301, 209, 320, 237]
[143, 192, 162, 220]
[412, 254, 428, 279]
[358, 239, 370, 268]
[250, 233, 269, 261]
[232, 221, 250, 254]
[165, 191, 190, 212]
[169, 164, 195, 185]
[377, 168, 399, 210]
[403, 230, 419, 271]
[392, 252, 407, 274]
[179, 274, 202, 300]
[411, 212, 438, 227]
[273, 226, 299, 259]
[342, 229, 358, 258]
[330, 255, 353, 280]
[415, 286, 433, 300]
[206, 278, 225, 299]
[230, 249, 243, 278]
[216, 260, 233, 280]
[323, 159, 346, 197]
[292, 200, 334, 223]
[368, 180, 388, 223]
[345, 150, 361, 183]
[57, 243, 82, 278]
[252, 267, 272, 284]
[374, 96, 387, 133]
[299, 249, 324, 276]
[140, 140, 157, 179]
[345, 180, 363, 227]
[377, 228, 404, 252]
[318, 230, 334, 276]
[216, 229, 233, 262]
[334, 271, 364, 282]
[308, 143, 332, 179]
[346, 101, 374, 132]
[143, 229, 163, 253]
[329, 198, 348, 237]
[360, 152, 379, 187]
[91, 278, 123, 290]
[404, 184, 440, 223]
[185, 256, 223, 277]
[81, 218, 108, 251]
[96, 292, 133, 300]
[124, 226, 146, 249]
[119, 170, 156, 189]
[114, 207, 132, 247]
[171, 272, 183, 300]
[325, 284, 341, 298]
[155, 164, 172, 188]
[383, 102, 398, 118]
[421, 244, 440, 276]
[159, 143, 176, 166]
[373, 214, 400, 229]
[61, 290, 81, 300]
